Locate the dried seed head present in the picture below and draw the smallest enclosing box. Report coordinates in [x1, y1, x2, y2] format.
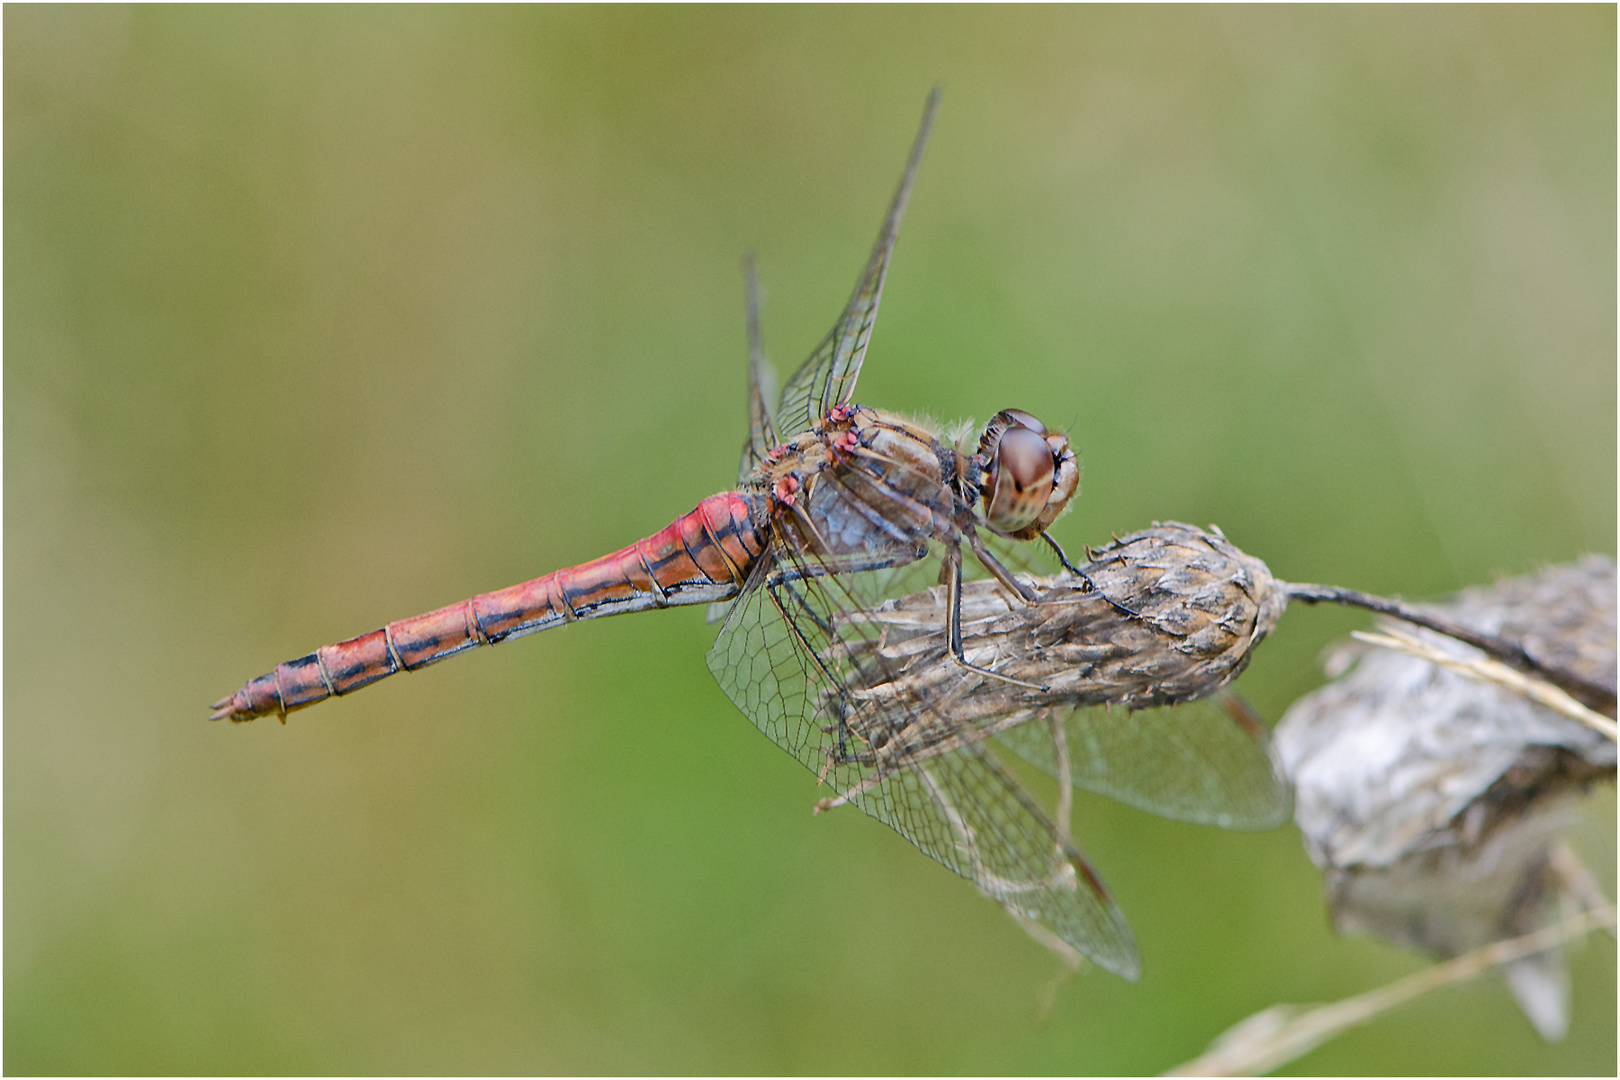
[841, 521, 1287, 721]
[1049, 521, 1289, 706]
[826, 521, 1293, 846]
[1274, 556, 1617, 1041]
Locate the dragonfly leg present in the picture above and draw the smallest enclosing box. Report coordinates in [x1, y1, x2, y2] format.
[1040, 533, 1141, 619]
[966, 529, 1044, 603]
[968, 527, 1141, 619]
[946, 543, 1048, 691]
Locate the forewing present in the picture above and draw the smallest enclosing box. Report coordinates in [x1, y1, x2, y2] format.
[774, 89, 940, 440]
[705, 523, 1140, 978]
[737, 253, 781, 484]
[997, 692, 1293, 830]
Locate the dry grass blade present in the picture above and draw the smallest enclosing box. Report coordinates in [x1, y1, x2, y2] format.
[1166, 900, 1617, 1077]
[1351, 627, 1617, 741]
[1285, 580, 1617, 719]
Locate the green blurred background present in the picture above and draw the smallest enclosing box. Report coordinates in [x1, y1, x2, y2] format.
[7, 6, 1614, 1074]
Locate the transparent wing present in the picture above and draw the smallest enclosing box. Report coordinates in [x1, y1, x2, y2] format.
[737, 253, 781, 484]
[706, 516, 1140, 979]
[773, 89, 940, 441]
[996, 692, 1293, 831]
[870, 732, 1139, 980]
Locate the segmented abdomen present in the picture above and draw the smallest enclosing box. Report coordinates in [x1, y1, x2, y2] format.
[212, 492, 765, 721]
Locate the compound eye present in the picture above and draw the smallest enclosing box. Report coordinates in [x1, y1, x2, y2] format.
[984, 425, 1056, 534]
[1002, 409, 1046, 434]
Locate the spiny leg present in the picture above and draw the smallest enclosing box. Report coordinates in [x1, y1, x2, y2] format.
[966, 529, 1045, 603]
[945, 542, 1047, 691]
[1040, 533, 1140, 619]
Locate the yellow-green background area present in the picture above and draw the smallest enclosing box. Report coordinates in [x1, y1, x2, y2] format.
[7, 7, 1614, 1074]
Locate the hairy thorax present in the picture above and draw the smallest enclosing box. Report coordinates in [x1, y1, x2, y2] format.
[748, 405, 965, 563]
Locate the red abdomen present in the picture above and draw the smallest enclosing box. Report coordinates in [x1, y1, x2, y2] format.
[212, 492, 765, 722]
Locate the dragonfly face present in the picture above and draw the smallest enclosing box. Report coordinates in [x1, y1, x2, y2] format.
[972, 409, 1079, 541]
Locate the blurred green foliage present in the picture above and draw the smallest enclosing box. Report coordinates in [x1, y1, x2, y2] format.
[6, 6, 1613, 1074]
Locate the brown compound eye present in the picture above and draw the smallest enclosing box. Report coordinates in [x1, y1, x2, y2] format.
[983, 424, 1056, 534]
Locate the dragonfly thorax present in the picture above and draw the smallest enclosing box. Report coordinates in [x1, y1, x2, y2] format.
[973, 409, 1078, 540]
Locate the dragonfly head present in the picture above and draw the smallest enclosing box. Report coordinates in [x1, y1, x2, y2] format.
[973, 409, 1079, 540]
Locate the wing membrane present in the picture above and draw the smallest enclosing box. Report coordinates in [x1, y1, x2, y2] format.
[774, 89, 940, 440]
[996, 694, 1293, 830]
[737, 254, 781, 484]
[706, 510, 1141, 978]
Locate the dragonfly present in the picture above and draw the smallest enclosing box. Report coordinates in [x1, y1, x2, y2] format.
[212, 90, 1288, 980]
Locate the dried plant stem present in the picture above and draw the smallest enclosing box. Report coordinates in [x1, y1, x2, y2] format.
[1285, 583, 1616, 718]
[1018, 910, 1085, 1030]
[1011, 910, 1086, 971]
[1166, 902, 1617, 1077]
[1352, 627, 1618, 741]
[1549, 842, 1617, 941]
